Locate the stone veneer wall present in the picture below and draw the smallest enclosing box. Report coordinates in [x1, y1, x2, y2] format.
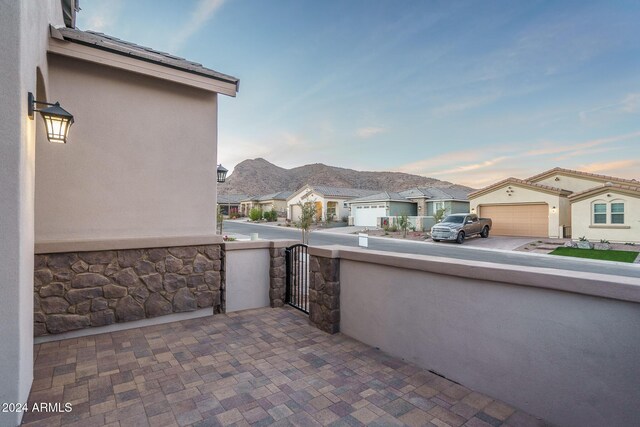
[309, 255, 340, 334]
[269, 246, 286, 307]
[34, 245, 223, 336]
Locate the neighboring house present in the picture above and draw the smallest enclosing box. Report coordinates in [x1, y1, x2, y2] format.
[287, 185, 378, 222]
[1, 1, 238, 424]
[349, 192, 417, 227]
[218, 194, 248, 215]
[240, 191, 293, 217]
[469, 167, 639, 240]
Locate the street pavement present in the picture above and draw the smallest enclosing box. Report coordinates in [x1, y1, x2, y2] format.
[222, 220, 640, 278]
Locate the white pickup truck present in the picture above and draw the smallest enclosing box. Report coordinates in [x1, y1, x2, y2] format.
[430, 213, 492, 244]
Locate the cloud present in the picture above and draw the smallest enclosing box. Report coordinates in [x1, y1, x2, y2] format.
[81, 0, 123, 32]
[356, 127, 386, 139]
[168, 0, 226, 52]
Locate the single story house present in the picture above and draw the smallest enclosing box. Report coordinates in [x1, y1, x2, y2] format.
[218, 194, 248, 215]
[469, 167, 639, 240]
[348, 192, 417, 227]
[240, 191, 293, 217]
[287, 185, 378, 222]
[348, 187, 470, 228]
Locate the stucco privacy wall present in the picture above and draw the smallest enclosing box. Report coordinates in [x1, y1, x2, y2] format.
[35, 54, 219, 241]
[0, 1, 64, 424]
[327, 247, 640, 427]
[571, 191, 640, 242]
[471, 184, 563, 238]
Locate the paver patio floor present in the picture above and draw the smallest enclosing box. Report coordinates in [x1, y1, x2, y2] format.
[22, 307, 550, 427]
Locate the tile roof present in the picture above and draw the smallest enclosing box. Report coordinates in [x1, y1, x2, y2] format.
[217, 194, 248, 204]
[348, 192, 413, 204]
[400, 187, 470, 201]
[468, 177, 572, 198]
[527, 167, 639, 186]
[55, 27, 239, 86]
[310, 186, 380, 198]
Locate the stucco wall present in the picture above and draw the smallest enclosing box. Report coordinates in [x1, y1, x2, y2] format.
[535, 173, 606, 193]
[35, 54, 219, 242]
[334, 250, 640, 427]
[571, 191, 640, 242]
[0, 1, 64, 424]
[471, 184, 564, 237]
[225, 246, 270, 312]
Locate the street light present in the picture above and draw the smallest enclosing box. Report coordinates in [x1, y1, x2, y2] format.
[28, 92, 74, 144]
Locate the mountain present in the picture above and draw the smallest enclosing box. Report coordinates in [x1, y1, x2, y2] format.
[218, 158, 474, 196]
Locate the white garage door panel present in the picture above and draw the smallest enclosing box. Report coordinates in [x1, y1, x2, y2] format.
[354, 207, 385, 227]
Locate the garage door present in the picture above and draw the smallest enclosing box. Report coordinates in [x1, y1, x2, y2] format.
[479, 204, 548, 237]
[353, 206, 386, 227]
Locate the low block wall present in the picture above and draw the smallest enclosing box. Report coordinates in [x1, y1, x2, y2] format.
[34, 243, 223, 336]
[309, 246, 640, 427]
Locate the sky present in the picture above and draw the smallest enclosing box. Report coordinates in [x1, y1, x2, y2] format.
[77, 0, 640, 188]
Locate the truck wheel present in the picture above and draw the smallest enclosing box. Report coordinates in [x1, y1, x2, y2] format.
[456, 232, 465, 244]
[480, 226, 489, 238]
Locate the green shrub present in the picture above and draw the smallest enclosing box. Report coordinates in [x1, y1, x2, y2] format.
[249, 208, 263, 221]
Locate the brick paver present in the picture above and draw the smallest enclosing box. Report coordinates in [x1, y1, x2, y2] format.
[22, 308, 550, 426]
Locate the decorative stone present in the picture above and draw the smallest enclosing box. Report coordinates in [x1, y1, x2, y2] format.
[76, 300, 91, 315]
[164, 273, 187, 292]
[204, 245, 221, 260]
[71, 260, 89, 273]
[130, 286, 150, 304]
[145, 293, 172, 317]
[91, 310, 115, 327]
[34, 269, 53, 286]
[104, 260, 119, 277]
[193, 254, 213, 273]
[79, 251, 116, 265]
[46, 314, 90, 334]
[204, 271, 221, 288]
[147, 248, 167, 263]
[66, 287, 103, 305]
[91, 297, 109, 312]
[40, 282, 65, 297]
[117, 249, 144, 268]
[169, 247, 198, 259]
[41, 297, 70, 314]
[140, 273, 163, 292]
[134, 260, 156, 276]
[196, 291, 214, 308]
[165, 255, 184, 273]
[47, 253, 78, 269]
[114, 268, 140, 287]
[103, 284, 127, 298]
[173, 288, 196, 312]
[89, 264, 106, 274]
[115, 296, 145, 322]
[71, 273, 110, 289]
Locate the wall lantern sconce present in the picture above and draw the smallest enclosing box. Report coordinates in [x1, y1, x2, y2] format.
[28, 92, 74, 144]
[217, 164, 228, 183]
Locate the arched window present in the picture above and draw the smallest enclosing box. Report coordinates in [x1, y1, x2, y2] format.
[610, 199, 625, 224]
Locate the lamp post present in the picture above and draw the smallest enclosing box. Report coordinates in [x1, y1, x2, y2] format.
[217, 164, 228, 235]
[28, 92, 74, 144]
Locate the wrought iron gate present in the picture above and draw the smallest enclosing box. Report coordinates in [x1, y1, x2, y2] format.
[285, 244, 309, 313]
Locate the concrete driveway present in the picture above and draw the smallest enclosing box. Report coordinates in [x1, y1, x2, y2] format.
[427, 235, 546, 251]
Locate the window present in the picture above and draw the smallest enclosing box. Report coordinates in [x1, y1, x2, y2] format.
[611, 202, 624, 224]
[593, 203, 606, 224]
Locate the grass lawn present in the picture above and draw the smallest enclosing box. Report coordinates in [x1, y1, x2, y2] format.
[549, 247, 639, 263]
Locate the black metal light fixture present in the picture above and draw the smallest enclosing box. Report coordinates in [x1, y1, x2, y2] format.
[28, 92, 74, 144]
[217, 164, 228, 183]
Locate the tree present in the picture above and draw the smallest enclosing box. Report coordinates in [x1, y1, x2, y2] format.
[434, 207, 448, 223]
[398, 214, 410, 238]
[295, 200, 316, 244]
